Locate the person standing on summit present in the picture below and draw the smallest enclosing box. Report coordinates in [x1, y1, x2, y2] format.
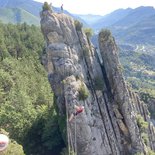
[61, 4, 63, 13]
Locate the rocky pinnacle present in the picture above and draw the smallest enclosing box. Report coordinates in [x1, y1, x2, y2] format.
[40, 10, 155, 155]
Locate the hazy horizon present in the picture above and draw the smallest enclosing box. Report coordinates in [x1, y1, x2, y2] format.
[34, 0, 155, 15]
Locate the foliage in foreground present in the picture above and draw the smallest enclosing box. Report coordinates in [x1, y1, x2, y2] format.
[0, 129, 25, 155]
[0, 22, 65, 154]
[83, 28, 93, 38]
[78, 83, 89, 101]
[42, 2, 51, 11]
[119, 48, 155, 118]
[74, 20, 83, 31]
[1, 140, 25, 155]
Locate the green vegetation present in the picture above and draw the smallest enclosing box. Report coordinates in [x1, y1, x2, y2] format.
[0, 22, 65, 154]
[60, 148, 68, 155]
[119, 46, 155, 118]
[134, 149, 155, 155]
[136, 114, 149, 147]
[0, 129, 25, 155]
[140, 92, 154, 103]
[1, 140, 25, 155]
[23, 107, 64, 155]
[141, 133, 149, 145]
[134, 153, 144, 155]
[78, 83, 89, 101]
[60, 148, 76, 155]
[100, 29, 112, 40]
[136, 114, 148, 133]
[120, 49, 155, 96]
[148, 149, 155, 155]
[74, 20, 83, 31]
[42, 2, 51, 11]
[99, 29, 116, 46]
[135, 115, 155, 153]
[0, 8, 40, 25]
[83, 28, 93, 38]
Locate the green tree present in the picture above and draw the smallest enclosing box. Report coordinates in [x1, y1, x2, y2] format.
[0, 129, 25, 155]
[2, 140, 25, 155]
[84, 28, 93, 38]
[78, 83, 89, 101]
[136, 114, 148, 133]
[99, 29, 114, 44]
[74, 20, 83, 31]
[0, 22, 65, 155]
[42, 2, 51, 11]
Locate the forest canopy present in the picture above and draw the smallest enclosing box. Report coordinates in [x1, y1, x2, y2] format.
[0, 22, 64, 155]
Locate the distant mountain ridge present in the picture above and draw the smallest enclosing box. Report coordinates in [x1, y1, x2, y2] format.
[0, 0, 42, 17]
[77, 14, 103, 25]
[0, 0, 42, 24]
[89, 6, 155, 45]
[111, 6, 155, 45]
[0, 0, 85, 25]
[0, 0, 74, 25]
[112, 6, 155, 27]
[91, 6, 155, 29]
[0, 7, 39, 25]
[91, 8, 132, 29]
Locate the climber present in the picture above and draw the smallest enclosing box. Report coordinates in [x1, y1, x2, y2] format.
[0, 134, 9, 152]
[61, 4, 63, 13]
[69, 105, 84, 122]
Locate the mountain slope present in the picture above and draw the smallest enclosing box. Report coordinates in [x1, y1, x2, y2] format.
[92, 6, 155, 31]
[0, 0, 43, 25]
[90, 6, 155, 45]
[77, 14, 103, 25]
[92, 8, 132, 29]
[113, 14, 155, 45]
[0, 7, 39, 25]
[0, 0, 42, 17]
[0, 0, 80, 17]
[0, 0, 85, 25]
[112, 6, 155, 28]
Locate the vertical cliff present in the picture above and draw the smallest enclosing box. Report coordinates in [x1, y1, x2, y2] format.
[40, 10, 155, 155]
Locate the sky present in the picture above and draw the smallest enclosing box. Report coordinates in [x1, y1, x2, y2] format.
[34, 0, 155, 15]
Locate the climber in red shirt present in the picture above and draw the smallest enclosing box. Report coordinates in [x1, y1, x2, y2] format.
[69, 105, 84, 122]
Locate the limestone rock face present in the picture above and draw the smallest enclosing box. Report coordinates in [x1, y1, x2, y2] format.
[40, 11, 155, 155]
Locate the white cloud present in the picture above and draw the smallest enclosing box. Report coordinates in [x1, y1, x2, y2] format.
[34, 0, 155, 15]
